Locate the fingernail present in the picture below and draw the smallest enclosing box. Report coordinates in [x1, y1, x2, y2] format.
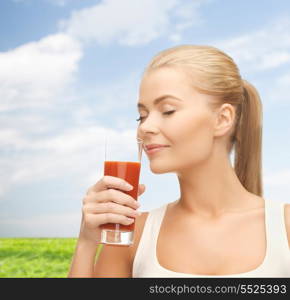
[125, 184, 133, 190]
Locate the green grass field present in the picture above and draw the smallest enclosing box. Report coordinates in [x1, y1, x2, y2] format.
[0, 238, 78, 278]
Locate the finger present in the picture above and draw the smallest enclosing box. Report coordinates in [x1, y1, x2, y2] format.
[84, 188, 140, 210]
[87, 175, 133, 194]
[83, 202, 141, 218]
[85, 213, 135, 228]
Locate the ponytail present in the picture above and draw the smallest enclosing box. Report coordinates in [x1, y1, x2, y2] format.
[234, 80, 263, 196]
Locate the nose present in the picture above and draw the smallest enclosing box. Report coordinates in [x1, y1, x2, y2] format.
[137, 114, 160, 137]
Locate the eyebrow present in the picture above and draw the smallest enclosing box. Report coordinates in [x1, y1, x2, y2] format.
[137, 94, 182, 109]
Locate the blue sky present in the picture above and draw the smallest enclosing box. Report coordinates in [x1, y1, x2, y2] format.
[0, 0, 290, 237]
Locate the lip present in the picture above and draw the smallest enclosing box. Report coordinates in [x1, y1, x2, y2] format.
[144, 144, 170, 155]
[145, 144, 169, 150]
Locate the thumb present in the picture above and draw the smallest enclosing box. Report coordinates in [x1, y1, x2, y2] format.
[138, 183, 146, 196]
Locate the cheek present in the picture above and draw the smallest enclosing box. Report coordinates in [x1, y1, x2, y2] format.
[148, 111, 214, 174]
[169, 114, 214, 165]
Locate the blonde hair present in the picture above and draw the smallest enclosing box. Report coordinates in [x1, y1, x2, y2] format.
[143, 45, 263, 196]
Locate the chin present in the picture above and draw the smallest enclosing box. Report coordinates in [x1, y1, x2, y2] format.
[151, 168, 168, 174]
[149, 161, 174, 174]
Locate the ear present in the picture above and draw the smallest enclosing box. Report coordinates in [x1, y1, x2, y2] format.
[213, 103, 235, 138]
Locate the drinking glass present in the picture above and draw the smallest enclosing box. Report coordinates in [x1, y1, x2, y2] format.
[100, 133, 143, 246]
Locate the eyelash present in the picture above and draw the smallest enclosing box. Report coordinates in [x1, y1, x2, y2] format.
[136, 110, 175, 122]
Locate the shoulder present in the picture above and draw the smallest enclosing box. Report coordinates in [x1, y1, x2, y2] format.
[284, 203, 290, 249]
[130, 202, 172, 258]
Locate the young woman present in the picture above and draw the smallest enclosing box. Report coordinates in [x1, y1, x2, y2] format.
[68, 45, 290, 277]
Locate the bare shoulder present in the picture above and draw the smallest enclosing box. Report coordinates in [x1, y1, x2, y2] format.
[284, 203, 290, 249]
[93, 212, 149, 278]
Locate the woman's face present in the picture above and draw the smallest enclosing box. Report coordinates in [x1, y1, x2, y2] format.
[137, 67, 219, 174]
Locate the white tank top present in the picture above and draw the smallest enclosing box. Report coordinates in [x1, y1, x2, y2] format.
[133, 198, 290, 277]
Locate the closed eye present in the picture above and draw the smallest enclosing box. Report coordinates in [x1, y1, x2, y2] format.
[136, 110, 175, 122]
[163, 110, 175, 116]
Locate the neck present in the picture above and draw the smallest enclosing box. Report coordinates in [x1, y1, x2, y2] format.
[176, 147, 258, 218]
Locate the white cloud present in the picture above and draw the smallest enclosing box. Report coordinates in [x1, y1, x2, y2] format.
[277, 73, 290, 86]
[0, 212, 81, 237]
[0, 113, 55, 136]
[215, 16, 290, 72]
[0, 33, 82, 112]
[70, 71, 140, 123]
[0, 126, 140, 200]
[0, 126, 105, 186]
[59, 0, 207, 46]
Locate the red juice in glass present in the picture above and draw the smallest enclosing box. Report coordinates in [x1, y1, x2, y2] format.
[99, 136, 143, 246]
[100, 161, 141, 233]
